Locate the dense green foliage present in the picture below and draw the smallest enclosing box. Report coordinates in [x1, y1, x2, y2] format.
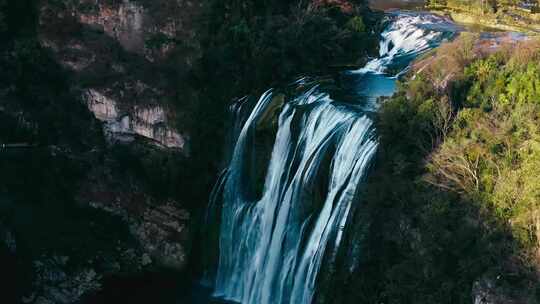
[199, 0, 380, 96]
[431, 39, 540, 251]
[333, 35, 540, 303]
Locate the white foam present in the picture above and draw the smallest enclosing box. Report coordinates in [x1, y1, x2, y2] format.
[349, 13, 453, 75]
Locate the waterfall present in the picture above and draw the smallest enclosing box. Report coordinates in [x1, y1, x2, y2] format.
[351, 12, 459, 75]
[208, 12, 458, 304]
[212, 86, 377, 304]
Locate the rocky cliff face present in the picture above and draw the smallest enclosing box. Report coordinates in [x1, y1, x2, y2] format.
[1, 0, 379, 302]
[1, 0, 208, 302]
[32, 0, 205, 289]
[84, 89, 187, 150]
[36, 0, 203, 246]
[38, 0, 204, 152]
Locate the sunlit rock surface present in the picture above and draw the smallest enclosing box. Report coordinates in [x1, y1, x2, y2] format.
[84, 88, 187, 150]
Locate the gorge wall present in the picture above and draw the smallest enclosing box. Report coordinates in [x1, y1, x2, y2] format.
[0, 0, 380, 303]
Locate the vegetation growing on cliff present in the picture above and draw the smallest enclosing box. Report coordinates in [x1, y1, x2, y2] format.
[427, 38, 540, 252]
[335, 34, 540, 303]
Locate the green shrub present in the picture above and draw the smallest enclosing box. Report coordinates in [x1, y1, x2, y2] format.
[347, 16, 366, 33]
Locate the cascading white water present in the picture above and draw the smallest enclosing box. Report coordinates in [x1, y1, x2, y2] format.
[213, 87, 377, 304]
[351, 12, 459, 75]
[209, 12, 458, 304]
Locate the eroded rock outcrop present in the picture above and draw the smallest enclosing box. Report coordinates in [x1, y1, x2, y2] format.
[23, 256, 102, 304]
[39, 0, 204, 63]
[83, 88, 187, 150]
[131, 203, 190, 269]
[37, 0, 204, 154]
[78, 1, 146, 54]
[79, 179, 191, 271]
[471, 276, 528, 304]
[0, 1, 205, 302]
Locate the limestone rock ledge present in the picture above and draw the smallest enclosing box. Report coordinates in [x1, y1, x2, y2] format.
[84, 88, 187, 151]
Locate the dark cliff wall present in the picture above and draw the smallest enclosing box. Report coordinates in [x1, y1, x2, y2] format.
[0, 0, 380, 302]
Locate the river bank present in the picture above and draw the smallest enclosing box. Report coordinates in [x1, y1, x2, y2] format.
[428, 4, 540, 33]
[369, 0, 540, 33]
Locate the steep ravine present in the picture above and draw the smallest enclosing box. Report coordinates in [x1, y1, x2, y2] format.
[0, 0, 380, 303]
[5, 0, 536, 303]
